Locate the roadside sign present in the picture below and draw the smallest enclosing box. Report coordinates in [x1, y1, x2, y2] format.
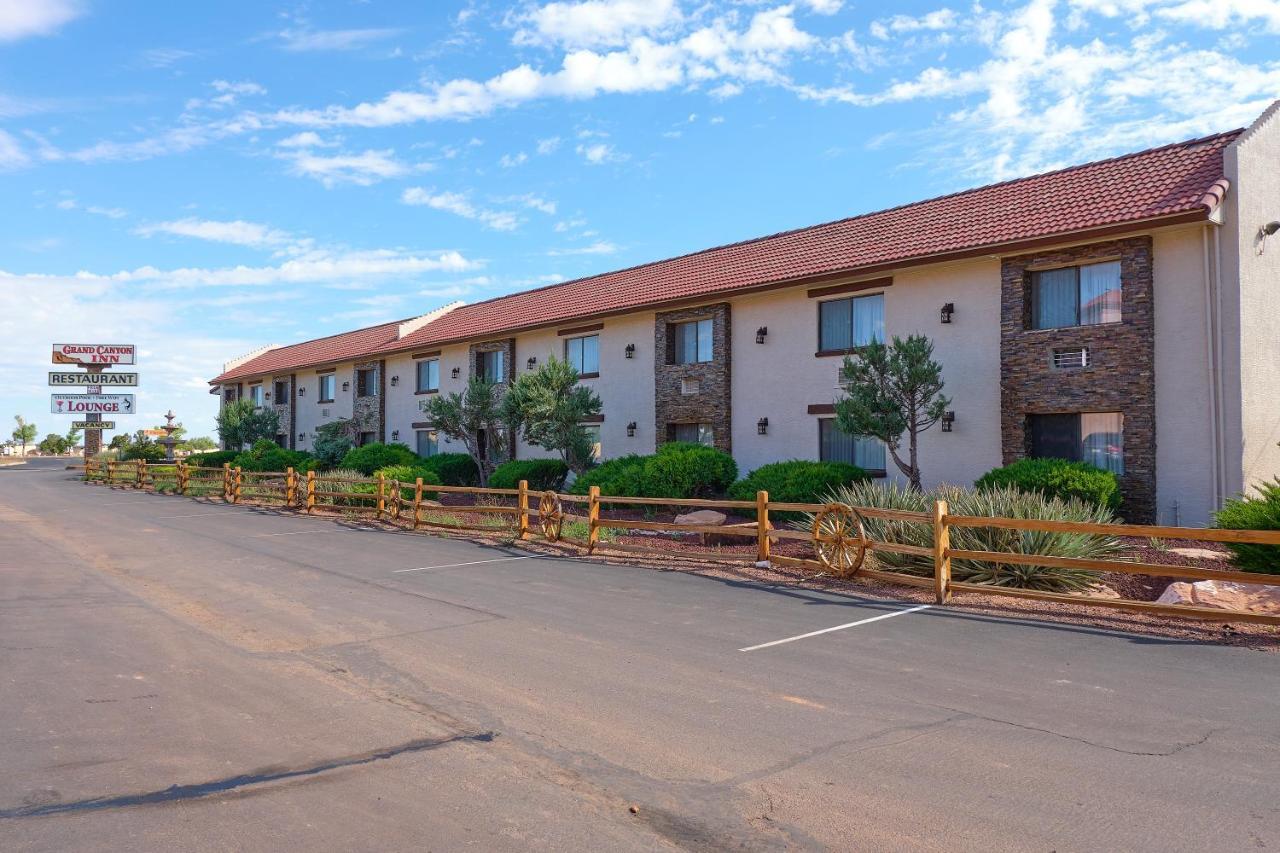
[49, 371, 139, 386]
[52, 343, 137, 366]
[71, 420, 115, 430]
[51, 394, 135, 414]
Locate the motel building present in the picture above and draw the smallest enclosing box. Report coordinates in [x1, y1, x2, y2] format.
[211, 103, 1280, 526]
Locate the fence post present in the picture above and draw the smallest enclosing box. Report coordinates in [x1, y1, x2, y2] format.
[286, 467, 296, 506]
[306, 470, 316, 513]
[933, 499, 951, 604]
[178, 462, 189, 495]
[223, 463, 231, 500]
[756, 490, 770, 564]
[107, 459, 116, 484]
[376, 472, 386, 519]
[517, 479, 530, 540]
[413, 477, 423, 530]
[139, 459, 149, 489]
[587, 485, 601, 554]
[233, 467, 242, 504]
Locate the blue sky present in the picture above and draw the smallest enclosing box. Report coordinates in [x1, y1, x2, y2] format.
[2, 0, 1278, 440]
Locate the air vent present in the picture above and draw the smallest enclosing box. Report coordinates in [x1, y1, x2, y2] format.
[681, 378, 701, 396]
[1052, 347, 1089, 369]
[322, 408, 331, 418]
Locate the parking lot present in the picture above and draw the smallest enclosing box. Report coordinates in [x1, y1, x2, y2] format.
[2, 459, 1278, 851]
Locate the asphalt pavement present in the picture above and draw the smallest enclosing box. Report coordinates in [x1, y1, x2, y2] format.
[2, 457, 1278, 851]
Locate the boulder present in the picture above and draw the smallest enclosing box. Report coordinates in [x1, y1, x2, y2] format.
[1167, 547, 1226, 561]
[1156, 579, 1280, 614]
[673, 509, 729, 546]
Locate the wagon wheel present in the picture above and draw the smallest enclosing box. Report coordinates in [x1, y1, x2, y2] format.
[538, 491, 564, 541]
[811, 503, 869, 576]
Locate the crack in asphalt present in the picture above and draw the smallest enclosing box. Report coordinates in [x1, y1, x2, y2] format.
[0, 732, 496, 819]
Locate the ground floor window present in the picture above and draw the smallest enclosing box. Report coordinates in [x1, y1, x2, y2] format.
[668, 422, 713, 446]
[818, 419, 886, 472]
[1028, 412, 1124, 475]
[476, 426, 510, 463]
[416, 429, 438, 457]
[357, 431, 376, 447]
[582, 424, 601, 460]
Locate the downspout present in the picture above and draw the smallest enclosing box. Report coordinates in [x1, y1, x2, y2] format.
[1201, 225, 1222, 511]
[1213, 223, 1228, 504]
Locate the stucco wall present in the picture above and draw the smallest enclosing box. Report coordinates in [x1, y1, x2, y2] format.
[731, 258, 1002, 486]
[294, 362, 355, 452]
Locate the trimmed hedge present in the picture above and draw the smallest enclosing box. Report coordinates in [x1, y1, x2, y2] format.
[975, 458, 1121, 511]
[1214, 479, 1280, 575]
[569, 454, 648, 497]
[375, 464, 442, 501]
[727, 460, 871, 517]
[233, 439, 318, 473]
[569, 442, 737, 499]
[418, 452, 480, 486]
[184, 449, 239, 469]
[490, 458, 569, 491]
[340, 442, 420, 475]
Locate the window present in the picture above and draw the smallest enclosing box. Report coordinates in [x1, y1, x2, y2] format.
[565, 334, 600, 375]
[669, 423, 714, 446]
[673, 319, 713, 364]
[357, 431, 376, 447]
[273, 380, 288, 402]
[819, 419, 886, 471]
[356, 367, 378, 397]
[416, 358, 439, 393]
[248, 385, 264, 407]
[477, 425, 509, 462]
[318, 374, 335, 402]
[583, 424, 601, 460]
[1028, 412, 1124, 475]
[415, 429, 439, 457]
[1031, 260, 1121, 329]
[819, 293, 884, 352]
[478, 350, 505, 383]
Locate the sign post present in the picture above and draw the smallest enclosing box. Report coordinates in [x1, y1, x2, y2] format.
[50, 344, 137, 458]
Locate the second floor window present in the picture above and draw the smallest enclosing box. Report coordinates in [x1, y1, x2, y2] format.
[273, 380, 288, 402]
[673, 319, 713, 364]
[1032, 260, 1121, 329]
[356, 367, 378, 397]
[249, 385, 264, 407]
[478, 350, 505, 383]
[318, 374, 335, 402]
[416, 358, 439, 393]
[819, 293, 884, 352]
[565, 334, 599, 375]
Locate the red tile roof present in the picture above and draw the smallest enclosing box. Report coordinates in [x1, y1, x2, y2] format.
[213, 129, 1238, 383]
[212, 319, 403, 384]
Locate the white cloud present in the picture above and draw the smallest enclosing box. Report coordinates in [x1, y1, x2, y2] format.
[276, 131, 333, 148]
[0, 129, 30, 170]
[546, 240, 618, 255]
[1156, 0, 1280, 32]
[55, 197, 128, 218]
[871, 9, 958, 40]
[282, 148, 423, 187]
[211, 80, 267, 96]
[135, 218, 296, 250]
[801, 0, 843, 13]
[514, 0, 683, 48]
[277, 27, 403, 52]
[505, 193, 557, 214]
[0, 0, 83, 41]
[576, 142, 625, 164]
[499, 151, 528, 167]
[140, 47, 196, 68]
[536, 136, 562, 154]
[401, 187, 521, 231]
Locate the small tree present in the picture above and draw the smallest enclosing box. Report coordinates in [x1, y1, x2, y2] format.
[835, 334, 949, 491]
[313, 418, 358, 468]
[65, 426, 82, 449]
[422, 379, 509, 487]
[501, 356, 603, 474]
[180, 436, 218, 452]
[109, 433, 130, 450]
[215, 398, 280, 450]
[38, 433, 70, 456]
[12, 415, 36, 455]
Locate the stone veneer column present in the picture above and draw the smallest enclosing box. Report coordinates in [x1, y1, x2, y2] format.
[1000, 236, 1156, 521]
[271, 374, 293, 448]
[468, 339, 517, 462]
[352, 359, 385, 442]
[653, 303, 732, 454]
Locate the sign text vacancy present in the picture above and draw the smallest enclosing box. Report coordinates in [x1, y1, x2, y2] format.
[71, 420, 116, 430]
[52, 343, 137, 366]
[49, 372, 139, 386]
[51, 394, 135, 414]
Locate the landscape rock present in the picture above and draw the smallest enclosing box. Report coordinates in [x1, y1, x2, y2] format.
[1156, 579, 1280, 614]
[674, 509, 727, 527]
[1167, 547, 1226, 561]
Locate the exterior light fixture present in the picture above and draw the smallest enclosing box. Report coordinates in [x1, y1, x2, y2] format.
[526, 356, 537, 370]
[624, 343, 636, 359]
[451, 367, 461, 379]
[264, 391, 272, 400]
[297, 387, 305, 397]
[342, 381, 350, 392]
[941, 411, 955, 432]
[390, 375, 399, 387]
[757, 417, 769, 435]
[391, 430, 400, 441]
[941, 303, 955, 324]
[626, 421, 637, 437]
[755, 326, 768, 344]
[298, 432, 306, 440]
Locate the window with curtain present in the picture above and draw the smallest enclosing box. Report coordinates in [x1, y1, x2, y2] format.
[669, 423, 714, 446]
[819, 293, 884, 351]
[416, 358, 439, 393]
[248, 385, 264, 407]
[565, 334, 600, 375]
[672, 319, 713, 364]
[819, 419, 886, 471]
[318, 374, 335, 402]
[356, 367, 378, 397]
[478, 350, 505, 383]
[1028, 412, 1124, 475]
[582, 424, 601, 460]
[1031, 261, 1121, 329]
[415, 429, 438, 457]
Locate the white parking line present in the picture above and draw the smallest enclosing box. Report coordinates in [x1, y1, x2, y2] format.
[154, 511, 245, 519]
[738, 605, 933, 652]
[258, 527, 374, 537]
[394, 556, 535, 573]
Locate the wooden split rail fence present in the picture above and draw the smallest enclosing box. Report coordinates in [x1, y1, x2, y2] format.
[82, 459, 1280, 626]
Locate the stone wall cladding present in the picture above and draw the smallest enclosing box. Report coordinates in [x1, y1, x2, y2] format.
[1000, 236, 1156, 521]
[468, 339, 516, 461]
[271, 373, 293, 448]
[653, 303, 732, 454]
[353, 359, 385, 441]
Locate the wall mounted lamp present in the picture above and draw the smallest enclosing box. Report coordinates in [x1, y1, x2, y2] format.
[626, 421, 637, 437]
[341, 381, 350, 392]
[941, 303, 955, 324]
[526, 356, 538, 370]
[624, 343, 636, 359]
[941, 411, 955, 432]
[757, 417, 769, 435]
[264, 391, 271, 400]
[391, 430, 400, 441]
[451, 367, 461, 379]
[297, 387, 305, 397]
[390, 375, 399, 387]
[755, 326, 768, 344]
[298, 432, 306, 440]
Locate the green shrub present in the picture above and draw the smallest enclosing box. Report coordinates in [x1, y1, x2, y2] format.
[233, 439, 317, 473]
[185, 449, 239, 469]
[339, 442, 420, 475]
[642, 442, 737, 499]
[569, 454, 649, 496]
[314, 468, 375, 507]
[816, 480, 1125, 592]
[1214, 480, 1280, 575]
[121, 438, 167, 462]
[374, 464, 442, 501]
[975, 458, 1121, 511]
[728, 460, 871, 517]
[490, 458, 569, 492]
[418, 452, 480, 486]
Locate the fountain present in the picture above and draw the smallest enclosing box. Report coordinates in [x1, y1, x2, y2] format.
[159, 410, 180, 461]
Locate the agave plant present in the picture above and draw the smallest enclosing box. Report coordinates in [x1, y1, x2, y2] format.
[804, 481, 1126, 592]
